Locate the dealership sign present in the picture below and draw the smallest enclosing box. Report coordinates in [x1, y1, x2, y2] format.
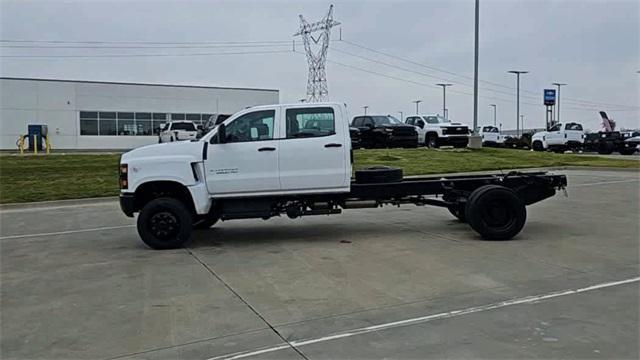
[544, 89, 556, 106]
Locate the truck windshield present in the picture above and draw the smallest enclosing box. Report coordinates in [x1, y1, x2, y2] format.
[172, 123, 196, 131]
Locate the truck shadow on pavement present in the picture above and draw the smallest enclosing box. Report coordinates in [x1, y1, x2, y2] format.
[186, 219, 470, 249]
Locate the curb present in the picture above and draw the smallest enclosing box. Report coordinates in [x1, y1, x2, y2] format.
[0, 196, 118, 210]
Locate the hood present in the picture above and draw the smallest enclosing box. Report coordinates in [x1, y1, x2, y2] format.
[121, 140, 203, 163]
[442, 122, 468, 127]
[625, 136, 640, 142]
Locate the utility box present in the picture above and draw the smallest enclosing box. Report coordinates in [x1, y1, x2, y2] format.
[27, 124, 48, 151]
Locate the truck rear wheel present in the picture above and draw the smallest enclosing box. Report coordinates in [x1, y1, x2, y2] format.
[597, 141, 614, 155]
[465, 185, 526, 240]
[137, 197, 193, 249]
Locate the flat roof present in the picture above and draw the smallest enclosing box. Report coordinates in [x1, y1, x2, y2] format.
[0, 77, 279, 93]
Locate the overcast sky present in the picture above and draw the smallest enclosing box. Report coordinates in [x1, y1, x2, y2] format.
[1, 0, 638, 130]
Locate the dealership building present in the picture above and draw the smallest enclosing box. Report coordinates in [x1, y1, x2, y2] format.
[0, 77, 279, 150]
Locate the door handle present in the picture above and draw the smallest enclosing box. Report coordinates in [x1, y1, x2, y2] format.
[324, 143, 342, 148]
[258, 147, 276, 152]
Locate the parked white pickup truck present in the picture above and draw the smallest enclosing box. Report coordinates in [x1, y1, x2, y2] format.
[119, 102, 567, 249]
[158, 121, 199, 143]
[404, 115, 469, 148]
[478, 126, 506, 147]
[531, 122, 585, 152]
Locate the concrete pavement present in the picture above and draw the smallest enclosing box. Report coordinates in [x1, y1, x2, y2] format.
[1, 169, 638, 359]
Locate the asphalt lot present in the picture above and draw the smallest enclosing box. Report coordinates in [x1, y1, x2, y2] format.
[1, 169, 638, 360]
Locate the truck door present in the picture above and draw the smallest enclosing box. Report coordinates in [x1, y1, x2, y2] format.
[564, 123, 584, 143]
[278, 105, 349, 191]
[204, 108, 281, 196]
[546, 123, 563, 145]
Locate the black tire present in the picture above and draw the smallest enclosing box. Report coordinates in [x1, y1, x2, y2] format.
[137, 197, 193, 250]
[193, 215, 220, 229]
[465, 185, 526, 240]
[532, 141, 544, 152]
[619, 148, 637, 155]
[355, 166, 403, 184]
[448, 204, 467, 222]
[597, 141, 614, 155]
[426, 134, 439, 149]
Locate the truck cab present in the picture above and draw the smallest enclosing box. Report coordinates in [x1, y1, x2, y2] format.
[404, 115, 469, 148]
[531, 122, 584, 152]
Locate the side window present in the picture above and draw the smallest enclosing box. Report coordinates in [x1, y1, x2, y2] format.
[225, 110, 275, 143]
[566, 123, 583, 131]
[549, 124, 562, 132]
[406, 117, 415, 125]
[415, 118, 425, 128]
[352, 117, 363, 127]
[162, 123, 170, 131]
[425, 116, 439, 124]
[286, 107, 335, 139]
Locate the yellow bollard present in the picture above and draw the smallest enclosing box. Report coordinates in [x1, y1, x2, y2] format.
[33, 135, 37, 155]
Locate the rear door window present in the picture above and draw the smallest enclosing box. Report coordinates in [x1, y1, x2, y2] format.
[286, 107, 335, 138]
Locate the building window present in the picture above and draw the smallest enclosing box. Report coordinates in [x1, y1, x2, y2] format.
[79, 110, 214, 136]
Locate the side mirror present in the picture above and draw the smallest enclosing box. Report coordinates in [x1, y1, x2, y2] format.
[214, 123, 226, 144]
[366, 123, 374, 129]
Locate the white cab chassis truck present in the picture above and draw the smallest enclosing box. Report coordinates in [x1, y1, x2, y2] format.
[531, 122, 585, 152]
[119, 103, 568, 249]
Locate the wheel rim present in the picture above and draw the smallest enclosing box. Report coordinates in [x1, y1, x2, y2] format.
[428, 137, 436, 148]
[149, 211, 180, 240]
[482, 200, 515, 230]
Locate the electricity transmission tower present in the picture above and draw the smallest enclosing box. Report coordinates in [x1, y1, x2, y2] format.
[294, 5, 340, 102]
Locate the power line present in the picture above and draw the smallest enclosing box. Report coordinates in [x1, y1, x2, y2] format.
[0, 39, 291, 45]
[340, 39, 639, 110]
[0, 44, 292, 49]
[0, 49, 292, 58]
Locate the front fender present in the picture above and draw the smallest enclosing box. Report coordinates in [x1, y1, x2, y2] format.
[125, 155, 199, 192]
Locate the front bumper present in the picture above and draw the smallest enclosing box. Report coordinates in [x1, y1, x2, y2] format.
[120, 193, 136, 217]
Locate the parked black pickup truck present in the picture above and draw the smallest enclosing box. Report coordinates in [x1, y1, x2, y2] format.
[351, 115, 418, 149]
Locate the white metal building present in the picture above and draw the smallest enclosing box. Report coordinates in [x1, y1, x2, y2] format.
[0, 77, 279, 150]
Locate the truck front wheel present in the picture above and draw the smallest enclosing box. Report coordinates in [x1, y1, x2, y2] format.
[465, 185, 526, 240]
[426, 134, 439, 149]
[137, 197, 193, 249]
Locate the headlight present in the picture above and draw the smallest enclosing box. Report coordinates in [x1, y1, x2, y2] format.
[384, 128, 394, 133]
[119, 164, 128, 189]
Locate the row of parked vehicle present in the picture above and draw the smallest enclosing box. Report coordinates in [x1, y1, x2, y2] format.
[349, 114, 470, 149]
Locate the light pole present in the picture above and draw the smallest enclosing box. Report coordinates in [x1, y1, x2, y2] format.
[436, 83, 452, 119]
[472, 0, 480, 135]
[552, 83, 566, 124]
[508, 70, 528, 137]
[363, 106, 369, 116]
[520, 115, 525, 133]
[489, 104, 497, 127]
[413, 100, 422, 114]
[398, 111, 403, 121]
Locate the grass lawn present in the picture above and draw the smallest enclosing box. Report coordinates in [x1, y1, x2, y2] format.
[0, 148, 637, 203]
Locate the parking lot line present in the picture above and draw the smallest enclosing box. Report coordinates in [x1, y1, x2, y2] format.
[208, 276, 640, 360]
[574, 179, 638, 187]
[0, 225, 134, 240]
